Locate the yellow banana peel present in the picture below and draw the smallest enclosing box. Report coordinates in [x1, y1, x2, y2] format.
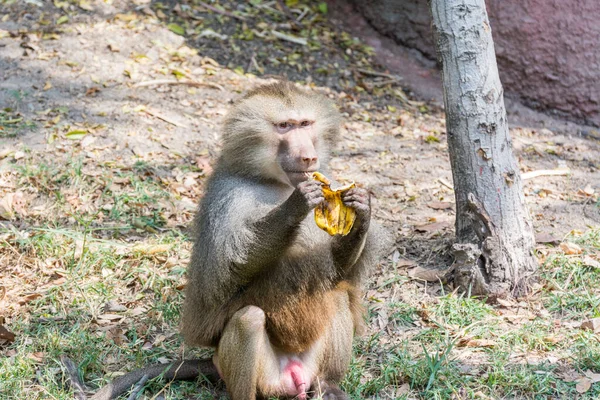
[312, 172, 356, 236]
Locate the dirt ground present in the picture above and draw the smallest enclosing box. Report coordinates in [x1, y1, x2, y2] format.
[1, 0, 600, 398]
[2, 0, 598, 243]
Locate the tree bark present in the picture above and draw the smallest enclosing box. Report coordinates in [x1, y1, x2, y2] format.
[429, 0, 537, 297]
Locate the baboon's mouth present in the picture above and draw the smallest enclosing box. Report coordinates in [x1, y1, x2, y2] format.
[285, 170, 318, 175]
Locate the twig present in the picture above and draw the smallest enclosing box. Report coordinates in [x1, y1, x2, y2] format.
[437, 177, 454, 190]
[295, 7, 309, 23]
[372, 78, 402, 88]
[144, 109, 188, 128]
[521, 169, 570, 180]
[126, 374, 149, 400]
[276, 0, 300, 29]
[60, 356, 87, 400]
[251, 1, 284, 16]
[356, 68, 401, 80]
[271, 30, 308, 46]
[133, 79, 224, 91]
[196, 1, 246, 21]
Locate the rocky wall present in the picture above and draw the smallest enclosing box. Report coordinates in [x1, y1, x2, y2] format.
[350, 0, 600, 126]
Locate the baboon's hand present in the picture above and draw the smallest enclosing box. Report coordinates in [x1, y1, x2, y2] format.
[342, 188, 371, 229]
[289, 180, 325, 217]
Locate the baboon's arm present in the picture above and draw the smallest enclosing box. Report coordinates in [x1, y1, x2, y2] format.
[235, 180, 324, 277]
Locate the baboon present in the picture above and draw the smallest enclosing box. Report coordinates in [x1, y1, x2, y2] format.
[90, 81, 387, 400]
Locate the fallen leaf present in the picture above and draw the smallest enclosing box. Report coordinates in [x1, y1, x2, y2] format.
[153, 334, 167, 345]
[536, 233, 561, 245]
[78, 0, 94, 11]
[167, 23, 185, 36]
[56, 15, 68, 25]
[414, 221, 450, 233]
[0, 193, 15, 220]
[394, 383, 410, 396]
[164, 257, 178, 268]
[408, 266, 449, 282]
[543, 335, 561, 344]
[465, 339, 497, 348]
[582, 185, 595, 196]
[576, 377, 592, 393]
[132, 244, 171, 254]
[426, 201, 453, 210]
[18, 293, 42, 305]
[582, 255, 600, 269]
[97, 314, 123, 321]
[42, 33, 60, 40]
[106, 327, 127, 345]
[104, 301, 127, 312]
[560, 242, 583, 255]
[28, 352, 45, 363]
[584, 370, 600, 383]
[558, 369, 581, 382]
[396, 258, 416, 268]
[43, 277, 66, 288]
[0, 325, 16, 343]
[130, 307, 147, 316]
[85, 87, 101, 96]
[196, 155, 213, 174]
[66, 130, 88, 140]
[376, 307, 388, 330]
[496, 298, 515, 308]
[581, 318, 600, 333]
[114, 13, 137, 22]
[142, 341, 153, 350]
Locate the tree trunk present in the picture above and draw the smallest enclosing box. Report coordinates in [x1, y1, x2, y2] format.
[429, 0, 538, 297]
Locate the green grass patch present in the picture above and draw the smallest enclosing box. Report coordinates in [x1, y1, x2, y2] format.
[0, 109, 36, 138]
[541, 230, 600, 319]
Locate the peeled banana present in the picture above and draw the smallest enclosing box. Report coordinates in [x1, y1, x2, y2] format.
[312, 172, 356, 236]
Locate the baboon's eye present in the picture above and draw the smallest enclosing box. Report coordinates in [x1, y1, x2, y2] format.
[300, 120, 312, 127]
[276, 121, 293, 133]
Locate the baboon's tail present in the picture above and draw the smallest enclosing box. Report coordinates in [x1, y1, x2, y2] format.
[90, 359, 220, 400]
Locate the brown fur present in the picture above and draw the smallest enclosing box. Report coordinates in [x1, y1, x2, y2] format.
[336, 280, 367, 335]
[264, 288, 337, 353]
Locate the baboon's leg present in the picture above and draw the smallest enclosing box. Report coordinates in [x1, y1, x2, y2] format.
[312, 290, 354, 399]
[213, 306, 275, 400]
